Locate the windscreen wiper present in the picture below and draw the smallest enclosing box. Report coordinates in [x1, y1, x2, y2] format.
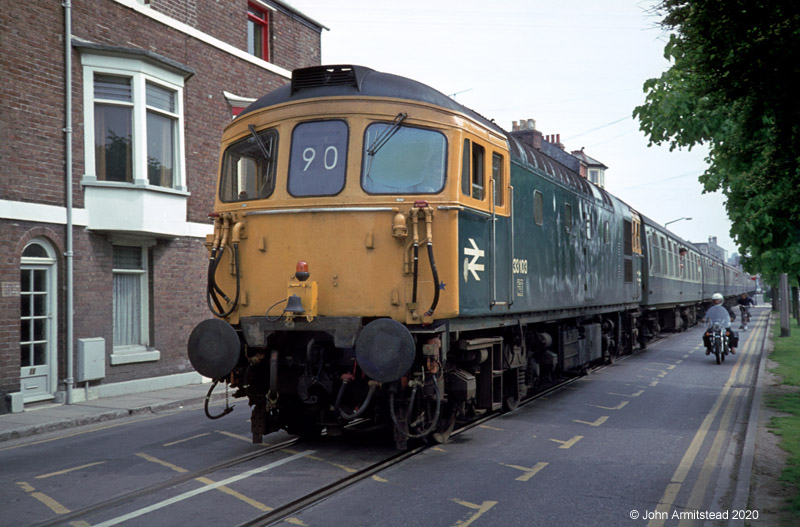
[248, 124, 273, 161]
[367, 112, 407, 156]
[365, 112, 407, 178]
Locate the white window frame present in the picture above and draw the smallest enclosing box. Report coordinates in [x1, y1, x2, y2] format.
[81, 52, 187, 192]
[110, 239, 160, 365]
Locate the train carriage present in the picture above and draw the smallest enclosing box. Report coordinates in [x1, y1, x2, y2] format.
[641, 216, 705, 333]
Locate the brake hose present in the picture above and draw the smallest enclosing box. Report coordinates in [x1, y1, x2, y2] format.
[389, 376, 442, 439]
[207, 242, 241, 318]
[204, 380, 234, 419]
[424, 241, 440, 317]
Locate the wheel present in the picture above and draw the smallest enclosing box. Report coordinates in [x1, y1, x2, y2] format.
[714, 341, 721, 364]
[603, 345, 614, 365]
[431, 403, 456, 444]
[502, 367, 525, 412]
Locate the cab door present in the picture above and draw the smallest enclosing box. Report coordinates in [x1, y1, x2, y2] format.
[458, 138, 511, 314]
[490, 152, 511, 307]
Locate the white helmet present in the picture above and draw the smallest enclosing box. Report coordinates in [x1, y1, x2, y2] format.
[712, 293, 723, 302]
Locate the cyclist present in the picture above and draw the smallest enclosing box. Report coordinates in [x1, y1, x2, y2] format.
[702, 293, 737, 355]
[736, 293, 756, 330]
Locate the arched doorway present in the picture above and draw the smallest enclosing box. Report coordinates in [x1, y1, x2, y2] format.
[20, 238, 58, 402]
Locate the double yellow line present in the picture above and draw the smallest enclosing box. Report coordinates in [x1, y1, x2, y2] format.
[648, 314, 765, 526]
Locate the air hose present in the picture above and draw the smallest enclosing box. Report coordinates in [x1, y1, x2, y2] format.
[206, 217, 242, 318]
[204, 380, 234, 419]
[424, 241, 440, 317]
[206, 248, 225, 313]
[389, 376, 441, 439]
[206, 245, 233, 312]
[334, 375, 379, 421]
[207, 243, 241, 318]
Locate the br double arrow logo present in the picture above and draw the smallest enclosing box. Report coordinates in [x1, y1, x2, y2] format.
[463, 238, 485, 282]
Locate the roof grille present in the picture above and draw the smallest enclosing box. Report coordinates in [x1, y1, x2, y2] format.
[291, 65, 367, 94]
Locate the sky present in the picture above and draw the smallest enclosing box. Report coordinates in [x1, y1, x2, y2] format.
[283, 0, 737, 257]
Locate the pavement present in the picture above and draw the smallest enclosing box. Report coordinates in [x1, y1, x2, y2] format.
[0, 382, 219, 443]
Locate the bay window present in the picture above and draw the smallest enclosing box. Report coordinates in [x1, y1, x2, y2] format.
[78, 44, 194, 237]
[80, 46, 188, 191]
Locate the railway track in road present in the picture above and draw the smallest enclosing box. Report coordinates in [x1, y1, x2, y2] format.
[237, 318, 772, 527]
[30, 437, 302, 527]
[27, 338, 641, 527]
[235, 370, 590, 527]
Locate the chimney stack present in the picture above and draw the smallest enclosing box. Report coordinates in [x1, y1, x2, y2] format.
[509, 117, 542, 149]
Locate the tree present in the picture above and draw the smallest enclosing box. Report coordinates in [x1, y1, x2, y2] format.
[633, 0, 800, 287]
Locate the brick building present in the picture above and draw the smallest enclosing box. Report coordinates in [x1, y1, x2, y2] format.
[0, 0, 324, 413]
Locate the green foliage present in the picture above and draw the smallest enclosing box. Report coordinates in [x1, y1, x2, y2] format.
[634, 1, 800, 282]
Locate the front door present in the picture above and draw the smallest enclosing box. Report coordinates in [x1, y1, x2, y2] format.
[20, 240, 58, 403]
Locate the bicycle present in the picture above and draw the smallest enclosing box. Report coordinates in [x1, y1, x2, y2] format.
[739, 305, 750, 331]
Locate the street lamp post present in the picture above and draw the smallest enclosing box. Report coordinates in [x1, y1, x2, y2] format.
[664, 217, 692, 228]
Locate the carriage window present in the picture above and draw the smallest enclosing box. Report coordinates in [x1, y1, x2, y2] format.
[635, 221, 642, 254]
[648, 233, 654, 271]
[672, 243, 679, 277]
[290, 120, 348, 197]
[219, 128, 278, 202]
[492, 153, 504, 207]
[564, 203, 572, 233]
[362, 123, 446, 194]
[585, 207, 592, 240]
[533, 190, 544, 225]
[623, 220, 633, 255]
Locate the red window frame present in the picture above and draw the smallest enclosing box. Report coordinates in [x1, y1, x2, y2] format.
[247, 2, 270, 61]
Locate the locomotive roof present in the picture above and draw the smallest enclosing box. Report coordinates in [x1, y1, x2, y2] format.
[238, 65, 505, 135]
[240, 65, 613, 206]
[507, 134, 616, 207]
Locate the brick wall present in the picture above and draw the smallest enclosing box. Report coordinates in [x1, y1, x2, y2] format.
[0, 2, 66, 206]
[0, 0, 322, 398]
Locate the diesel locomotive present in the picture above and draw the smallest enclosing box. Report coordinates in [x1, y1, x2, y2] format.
[187, 65, 753, 447]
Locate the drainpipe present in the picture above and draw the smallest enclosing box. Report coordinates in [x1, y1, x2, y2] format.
[64, 0, 74, 404]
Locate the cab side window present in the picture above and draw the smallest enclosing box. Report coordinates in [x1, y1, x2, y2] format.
[461, 139, 470, 196]
[471, 142, 485, 200]
[462, 139, 485, 201]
